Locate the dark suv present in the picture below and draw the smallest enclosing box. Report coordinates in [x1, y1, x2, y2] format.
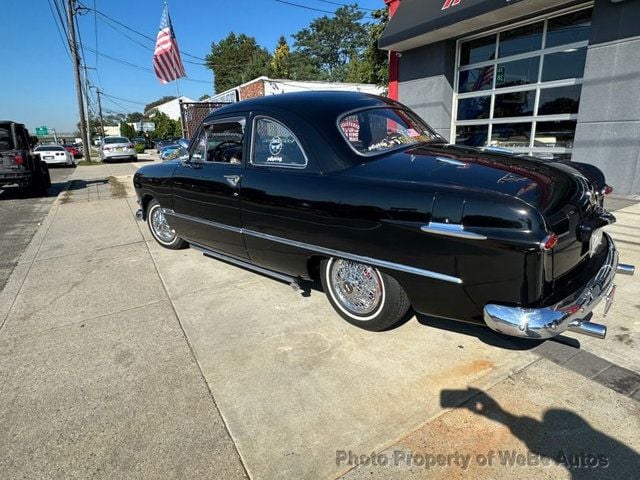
[0, 121, 51, 195]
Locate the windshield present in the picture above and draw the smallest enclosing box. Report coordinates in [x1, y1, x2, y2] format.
[0, 126, 13, 151]
[338, 107, 441, 156]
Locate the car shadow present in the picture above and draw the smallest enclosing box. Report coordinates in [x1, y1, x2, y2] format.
[440, 387, 640, 479]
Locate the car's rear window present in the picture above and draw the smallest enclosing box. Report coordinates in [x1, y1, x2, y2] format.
[35, 145, 65, 152]
[338, 107, 440, 156]
[104, 137, 129, 144]
[0, 126, 13, 151]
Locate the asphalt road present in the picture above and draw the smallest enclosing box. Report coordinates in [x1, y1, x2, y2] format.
[0, 166, 74, 292]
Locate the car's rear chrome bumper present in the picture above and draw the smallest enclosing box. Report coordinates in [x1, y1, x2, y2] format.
[483, 233, 633, 340]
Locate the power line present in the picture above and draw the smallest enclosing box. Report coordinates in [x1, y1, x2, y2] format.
[315, 0, 375, 11]
[47, 0, 72, 62]
[273, 0, 335, 15]
[100, 92, 147, 107]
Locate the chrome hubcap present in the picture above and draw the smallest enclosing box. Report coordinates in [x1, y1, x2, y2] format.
[151, 207, 175, 243]
[330, 259, 382, 316]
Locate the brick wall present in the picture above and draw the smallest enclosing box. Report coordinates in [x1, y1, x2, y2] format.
[239, 80, 265, 100]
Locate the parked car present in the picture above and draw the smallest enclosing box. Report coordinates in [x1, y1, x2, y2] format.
[159, 144, 183, 161]
[62, 144, 82, 159]
[99, 136, 137, 162]
[0, 121, 50, 194]
[34, 144, 75, 167]
[133, 92, 634, 340]
[155, 137, 181, 153]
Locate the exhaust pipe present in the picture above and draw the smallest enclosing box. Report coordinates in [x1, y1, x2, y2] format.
[567, 320, 607, 339]
[616, 263, 635, 276]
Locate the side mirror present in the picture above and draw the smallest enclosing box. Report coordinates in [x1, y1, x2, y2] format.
[29, 136, 38, 148]
[178, 138, 189, 150]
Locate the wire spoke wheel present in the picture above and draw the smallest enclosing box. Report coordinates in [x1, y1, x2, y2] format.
[329, 259, 383, 317]
[151, 207, 176, 243]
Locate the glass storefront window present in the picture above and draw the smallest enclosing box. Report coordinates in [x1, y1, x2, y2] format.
[490, 123, 532, 148]
[455, 125, 488, 147]
[546, 10, 592, 48]
[454, 7, 592, 160]
[534, 120, 577, 148]
[458, 66, 494, 93]
[538, 85, 582, 115]
[498, 22, 543, 58]
[457, 96, 491, 120]
[495, 57, 540, 88]
[494, 90, 535, 118]
[542, 47, 587, 82]
[460, 35, 496, 66]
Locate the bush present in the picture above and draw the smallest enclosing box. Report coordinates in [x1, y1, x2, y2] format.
[135, 143, 145, 154]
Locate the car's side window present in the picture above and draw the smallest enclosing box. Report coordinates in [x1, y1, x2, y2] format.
[205, 121, 244, 165]
[251, 117, 308, 168]
[190, 128, 207, 162]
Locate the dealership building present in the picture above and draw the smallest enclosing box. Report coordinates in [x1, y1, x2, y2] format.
[381, 0, 640, 194]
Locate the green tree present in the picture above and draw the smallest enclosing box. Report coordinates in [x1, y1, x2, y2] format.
[205, 33, 270, 93]
[120, 121, 136, 139]
[292, 5, 368, 82]
[199, 94, 210, 101]
[126, 112, 145, 123]
[149, 112, 181, 140]
[363, 7, 389, 86]
[269, 36, 291, 78]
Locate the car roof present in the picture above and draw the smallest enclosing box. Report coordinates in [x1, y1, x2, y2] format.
[205, 91, 399, 121]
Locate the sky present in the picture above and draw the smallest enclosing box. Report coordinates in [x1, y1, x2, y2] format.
[0, 0, 384, 133]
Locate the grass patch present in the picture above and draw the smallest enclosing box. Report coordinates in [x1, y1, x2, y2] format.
[107, 176, 128, 199]
[59, 190, 73, 204]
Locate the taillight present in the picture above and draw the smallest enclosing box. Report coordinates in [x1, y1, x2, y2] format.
[103, 146, 110, 151]
[541, 233, 558, 251]
[128, 143, 134, 149]
[13, 154, 24, 165]
[602, 185, 613, 195]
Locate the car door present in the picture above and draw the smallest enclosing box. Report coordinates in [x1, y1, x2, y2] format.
[170, 116, 248, 259]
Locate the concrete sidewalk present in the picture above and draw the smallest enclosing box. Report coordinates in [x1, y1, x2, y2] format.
[0, 165, 638, 479]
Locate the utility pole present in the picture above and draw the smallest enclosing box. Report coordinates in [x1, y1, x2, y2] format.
[96, 89, 105, 139]
[66, 0, 91, 161]
[82, 64, 92, 150]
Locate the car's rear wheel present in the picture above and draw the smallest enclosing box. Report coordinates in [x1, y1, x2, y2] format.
[147, 199, 187, 249]
[320, 258, 411, 331]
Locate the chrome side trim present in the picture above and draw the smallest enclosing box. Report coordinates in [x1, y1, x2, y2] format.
[167, 210, 462, 284]
[244, 229, 463, 284]
[421, 222, 487, 240]
[163, 209, 243, 234]
[483, 233, 618, 340]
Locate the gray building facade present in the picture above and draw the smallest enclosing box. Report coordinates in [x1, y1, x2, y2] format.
[381, 0, 640, 195]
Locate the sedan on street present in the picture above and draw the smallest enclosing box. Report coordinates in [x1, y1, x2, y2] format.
[99, 136, 137, 162]
[133, 91, 634, 340]
[34, 145, 75, 166]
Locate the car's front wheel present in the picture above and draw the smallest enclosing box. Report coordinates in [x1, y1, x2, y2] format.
[320, 258, 411, 331]
[147, 199, 187, 249]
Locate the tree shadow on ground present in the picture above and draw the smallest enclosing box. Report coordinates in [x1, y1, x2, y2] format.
[441, 387, 640, 479]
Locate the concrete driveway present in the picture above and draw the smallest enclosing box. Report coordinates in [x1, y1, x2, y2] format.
[0, 165, 638, 479]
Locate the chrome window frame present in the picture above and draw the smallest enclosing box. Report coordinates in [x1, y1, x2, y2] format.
[451, 3, 593, 159]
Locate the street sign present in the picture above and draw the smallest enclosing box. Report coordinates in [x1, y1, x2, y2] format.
[35, 126, 49, 136]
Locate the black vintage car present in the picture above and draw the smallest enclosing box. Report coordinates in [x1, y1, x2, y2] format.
[133, 92, 634, 340]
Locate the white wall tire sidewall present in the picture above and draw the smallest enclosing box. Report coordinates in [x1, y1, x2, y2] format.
[325, 258, 386, 321]
[148, 203, 178, 247]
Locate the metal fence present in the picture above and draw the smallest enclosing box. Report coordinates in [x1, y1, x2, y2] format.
[179, 101, 230, 140]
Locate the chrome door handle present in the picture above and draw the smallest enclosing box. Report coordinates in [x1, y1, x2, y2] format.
[224, 175, 240, 187]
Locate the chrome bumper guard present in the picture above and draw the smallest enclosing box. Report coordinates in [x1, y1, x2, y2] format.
[484, 234, 633, 340]
[135, 208, 143, 221]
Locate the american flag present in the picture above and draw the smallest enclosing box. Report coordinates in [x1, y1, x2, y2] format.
[153, 5, 186, 84]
